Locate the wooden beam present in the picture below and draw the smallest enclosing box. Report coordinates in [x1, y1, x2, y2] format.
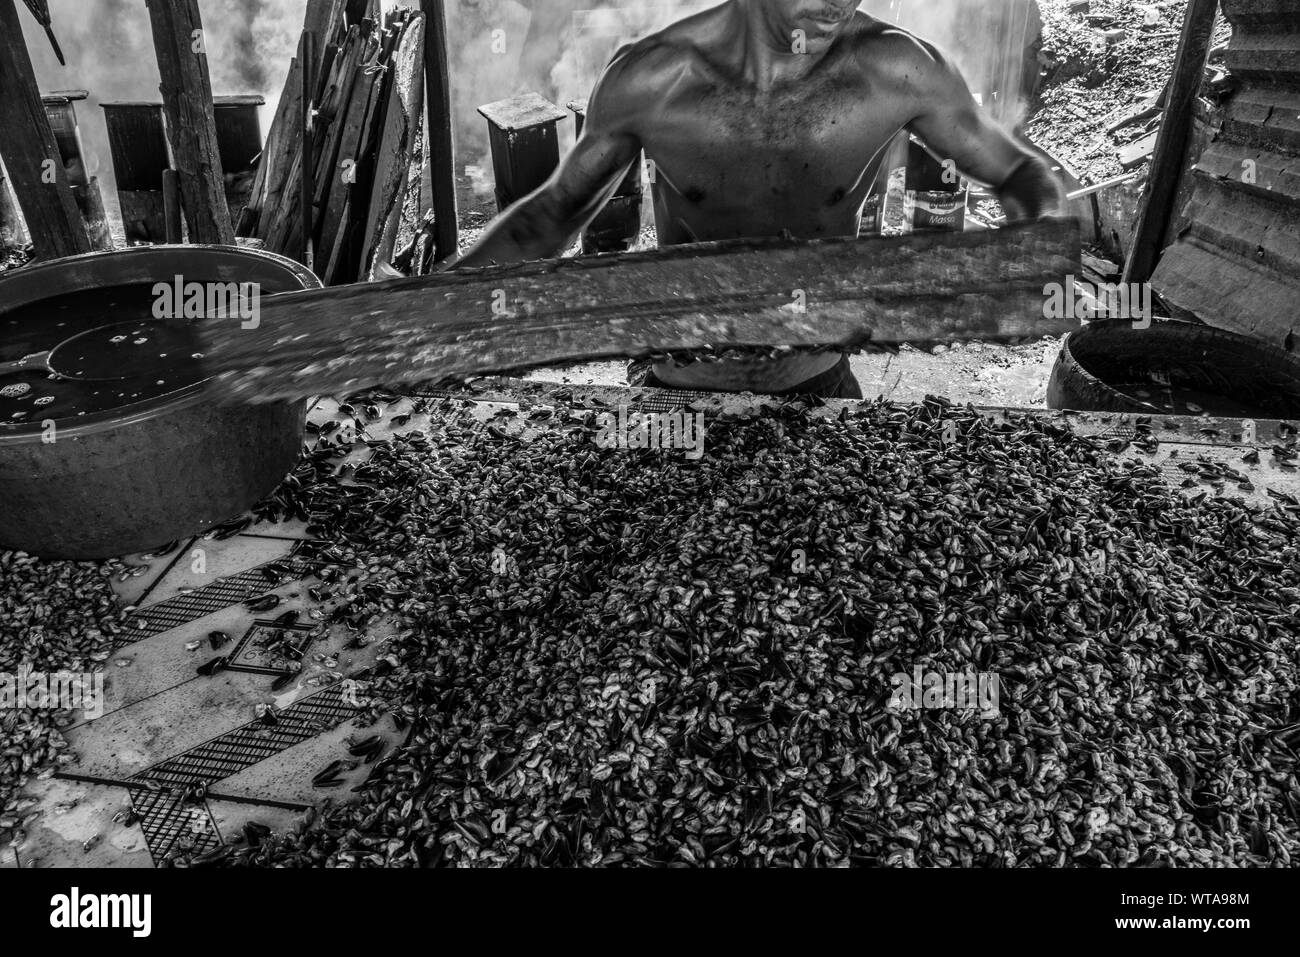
[1122, 0, 1219, 286]
[146, 0, 234, 245]
[421, 0, 458, 263]
[199, 219, 1080, 403]
[0, 0, 89, 259]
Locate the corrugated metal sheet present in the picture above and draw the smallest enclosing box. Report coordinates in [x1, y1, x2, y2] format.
[1151, 0, 1300, 345]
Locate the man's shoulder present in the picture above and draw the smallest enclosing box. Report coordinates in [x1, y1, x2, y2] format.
[839, 15, 950, 75]
[600, 5, 731, 91]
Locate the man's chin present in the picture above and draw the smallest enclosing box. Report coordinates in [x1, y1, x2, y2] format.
[796, 18, 848, 45]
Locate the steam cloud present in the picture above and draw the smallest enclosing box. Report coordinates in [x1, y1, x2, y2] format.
[20, 0, 342, 194]
[18, 1, 1040, 207]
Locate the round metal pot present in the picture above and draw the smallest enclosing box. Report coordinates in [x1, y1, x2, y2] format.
[1046, 318, 1300, 418]
[0, 245, 319, 560]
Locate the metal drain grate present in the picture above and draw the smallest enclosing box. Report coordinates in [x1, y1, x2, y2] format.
[130, 683, 361, 792]
[129, 786, 221, 864]
[623, 388, 716, 414]
[114, 553, 317, 648]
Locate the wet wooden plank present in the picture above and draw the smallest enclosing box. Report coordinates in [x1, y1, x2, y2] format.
[201, 220, 1080, 402]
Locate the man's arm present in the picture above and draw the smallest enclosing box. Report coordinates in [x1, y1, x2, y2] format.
[449, 56, 644, 269]
[897, 37, 1067, 223]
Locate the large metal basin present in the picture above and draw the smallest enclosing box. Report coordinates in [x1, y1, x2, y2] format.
[0, 246, 319, 560]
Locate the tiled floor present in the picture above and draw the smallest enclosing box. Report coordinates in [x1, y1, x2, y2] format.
[10, 379, 1300, 867]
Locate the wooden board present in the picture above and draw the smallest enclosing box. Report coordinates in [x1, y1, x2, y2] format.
[360, 12, 425, 281]
[200, 219, 1081, 402]
[239, 54, 299, 238]
[257, 57, 307, 242]
[1119, 130, 1160, 169]
[317, 41, 383, 282]
[311, 26, 364, 217]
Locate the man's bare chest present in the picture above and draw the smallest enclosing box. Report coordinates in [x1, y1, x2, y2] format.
[641, 78, 907, 208]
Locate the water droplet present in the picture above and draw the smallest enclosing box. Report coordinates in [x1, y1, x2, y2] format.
[110, 335, 127, 344]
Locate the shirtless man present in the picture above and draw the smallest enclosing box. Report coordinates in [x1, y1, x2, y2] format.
[453, 0, 1067, 398]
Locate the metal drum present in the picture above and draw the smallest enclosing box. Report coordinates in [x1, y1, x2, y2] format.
[0, 245, 319, 560]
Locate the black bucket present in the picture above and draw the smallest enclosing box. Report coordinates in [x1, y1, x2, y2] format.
[0, 246, 319, 560]
[1046, 319, 1300, 419]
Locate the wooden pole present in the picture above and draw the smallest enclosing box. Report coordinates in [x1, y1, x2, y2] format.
[146, 0, 234, 245]
[1122, 0, 1219, 286]
[421, 0, 458, 262]
[0, 0, 90, 260]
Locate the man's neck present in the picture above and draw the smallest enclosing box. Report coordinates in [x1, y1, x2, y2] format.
[734, 0, 828, 90]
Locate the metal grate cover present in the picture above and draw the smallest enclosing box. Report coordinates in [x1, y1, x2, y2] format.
[114, 553, 316, 647]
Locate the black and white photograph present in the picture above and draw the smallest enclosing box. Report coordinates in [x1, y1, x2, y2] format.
[0, 0, 1289, 934]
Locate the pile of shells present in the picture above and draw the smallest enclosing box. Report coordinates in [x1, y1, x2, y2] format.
[0, 551, 124, 840]
[172, 394, 1300, 867]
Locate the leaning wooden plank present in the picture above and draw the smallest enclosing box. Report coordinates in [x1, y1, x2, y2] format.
[300, 29, 317, 269]
[256, 59, 304, 241]
[146, 0, 234, 245]
[312, 26, 364, 216]
[316, 42, 384, 280]
[0, 0, 90, 259]
[360, 12, 425, 281]
[238, 56, 297, 237]
[200, 219, 1081, 402]
[252, 0, 337, 242]
[265, 150, 302, 254]
[304, 0, 344, 70]
[421, 0, 458, 263]
[310, 0, 347, 102]
[1121, 0, 1218, 285]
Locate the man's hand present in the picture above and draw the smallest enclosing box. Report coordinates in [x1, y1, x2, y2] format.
[450, 50, 645, 270]
[897, 36, 1067, 222]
